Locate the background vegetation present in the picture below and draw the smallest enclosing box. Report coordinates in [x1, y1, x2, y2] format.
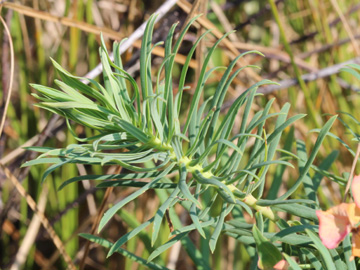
[1, 0, 360, 269]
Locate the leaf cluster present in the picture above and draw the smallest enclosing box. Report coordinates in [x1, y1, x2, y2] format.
[25, 14, 347, 269]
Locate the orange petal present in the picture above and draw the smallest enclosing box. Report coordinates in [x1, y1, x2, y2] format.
[351, 231, 360, 261]
[326, 203, 349, 215]
[352, 175, 360, 209]
[316, 205, 351, 249]
[345, 203, 360, 227]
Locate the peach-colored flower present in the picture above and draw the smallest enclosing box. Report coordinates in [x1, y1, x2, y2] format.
[316, 175, 360, 259]
[273, 259, 289, 269]
[257, 258, 289, 270]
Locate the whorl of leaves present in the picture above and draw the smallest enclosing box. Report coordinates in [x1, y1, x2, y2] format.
[26, 14, 343, 268]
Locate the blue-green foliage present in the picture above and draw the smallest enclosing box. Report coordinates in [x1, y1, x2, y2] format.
[26, 14, 347, 268]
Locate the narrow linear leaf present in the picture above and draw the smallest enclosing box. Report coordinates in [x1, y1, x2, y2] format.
[273, 204, 317, 221]
[343, 234, 356, 270]
[41, 159, 71, 184]
[301, 248, 323, 270]
[58, 171, 165, 190]
[256, 199, 315, 206]
[306, 229, 336, 270]
[107, 217, 155, 257]
[282, 253, 302, 270]
[97, 180, 178, 189]
[171, 220, 215, 237]
[147, 232, 188, 262]
[152, 187, 181, 246]
[98, 164, 174, 232]
[209, 202, 228, 253]
[80, 233, 169, 270]
[179, 163, 201, 208]
[279, 115, 337, 200]
[188, 183, 206, 239]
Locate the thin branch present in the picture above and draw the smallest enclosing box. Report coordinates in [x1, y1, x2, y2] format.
[329, 0, 360, 55]
[1, 2, 123, 39]
[299, 33, 360, 59]
[0, 15, 15, 138]
[84, 0, 178, 81]
[258, 57, 360, 94]
[1, 1, 194, 79]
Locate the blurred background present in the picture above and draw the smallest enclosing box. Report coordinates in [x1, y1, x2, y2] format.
[0, 0, 360, 269]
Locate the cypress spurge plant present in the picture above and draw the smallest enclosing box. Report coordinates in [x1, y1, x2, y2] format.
[26, 15, 340, 268]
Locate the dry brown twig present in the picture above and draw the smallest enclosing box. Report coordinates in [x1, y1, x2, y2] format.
[0, 14, 14, 138]
[10, 187, 48, 270]
[329, 0, 360, 56]
[2, 219, 54, 269]
[1, 1, 196, 73]
[41, 214, 95, 270]
[76, 164, 97, 216]
[209, 1, 238, 42]
[1, 2, 121, 39]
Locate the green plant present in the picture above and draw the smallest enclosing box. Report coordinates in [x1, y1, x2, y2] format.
[25, 14, 341, 269]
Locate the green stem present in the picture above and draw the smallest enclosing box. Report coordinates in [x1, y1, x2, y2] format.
[151, 136, 277, 220]
[243, 194, 277, 222]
